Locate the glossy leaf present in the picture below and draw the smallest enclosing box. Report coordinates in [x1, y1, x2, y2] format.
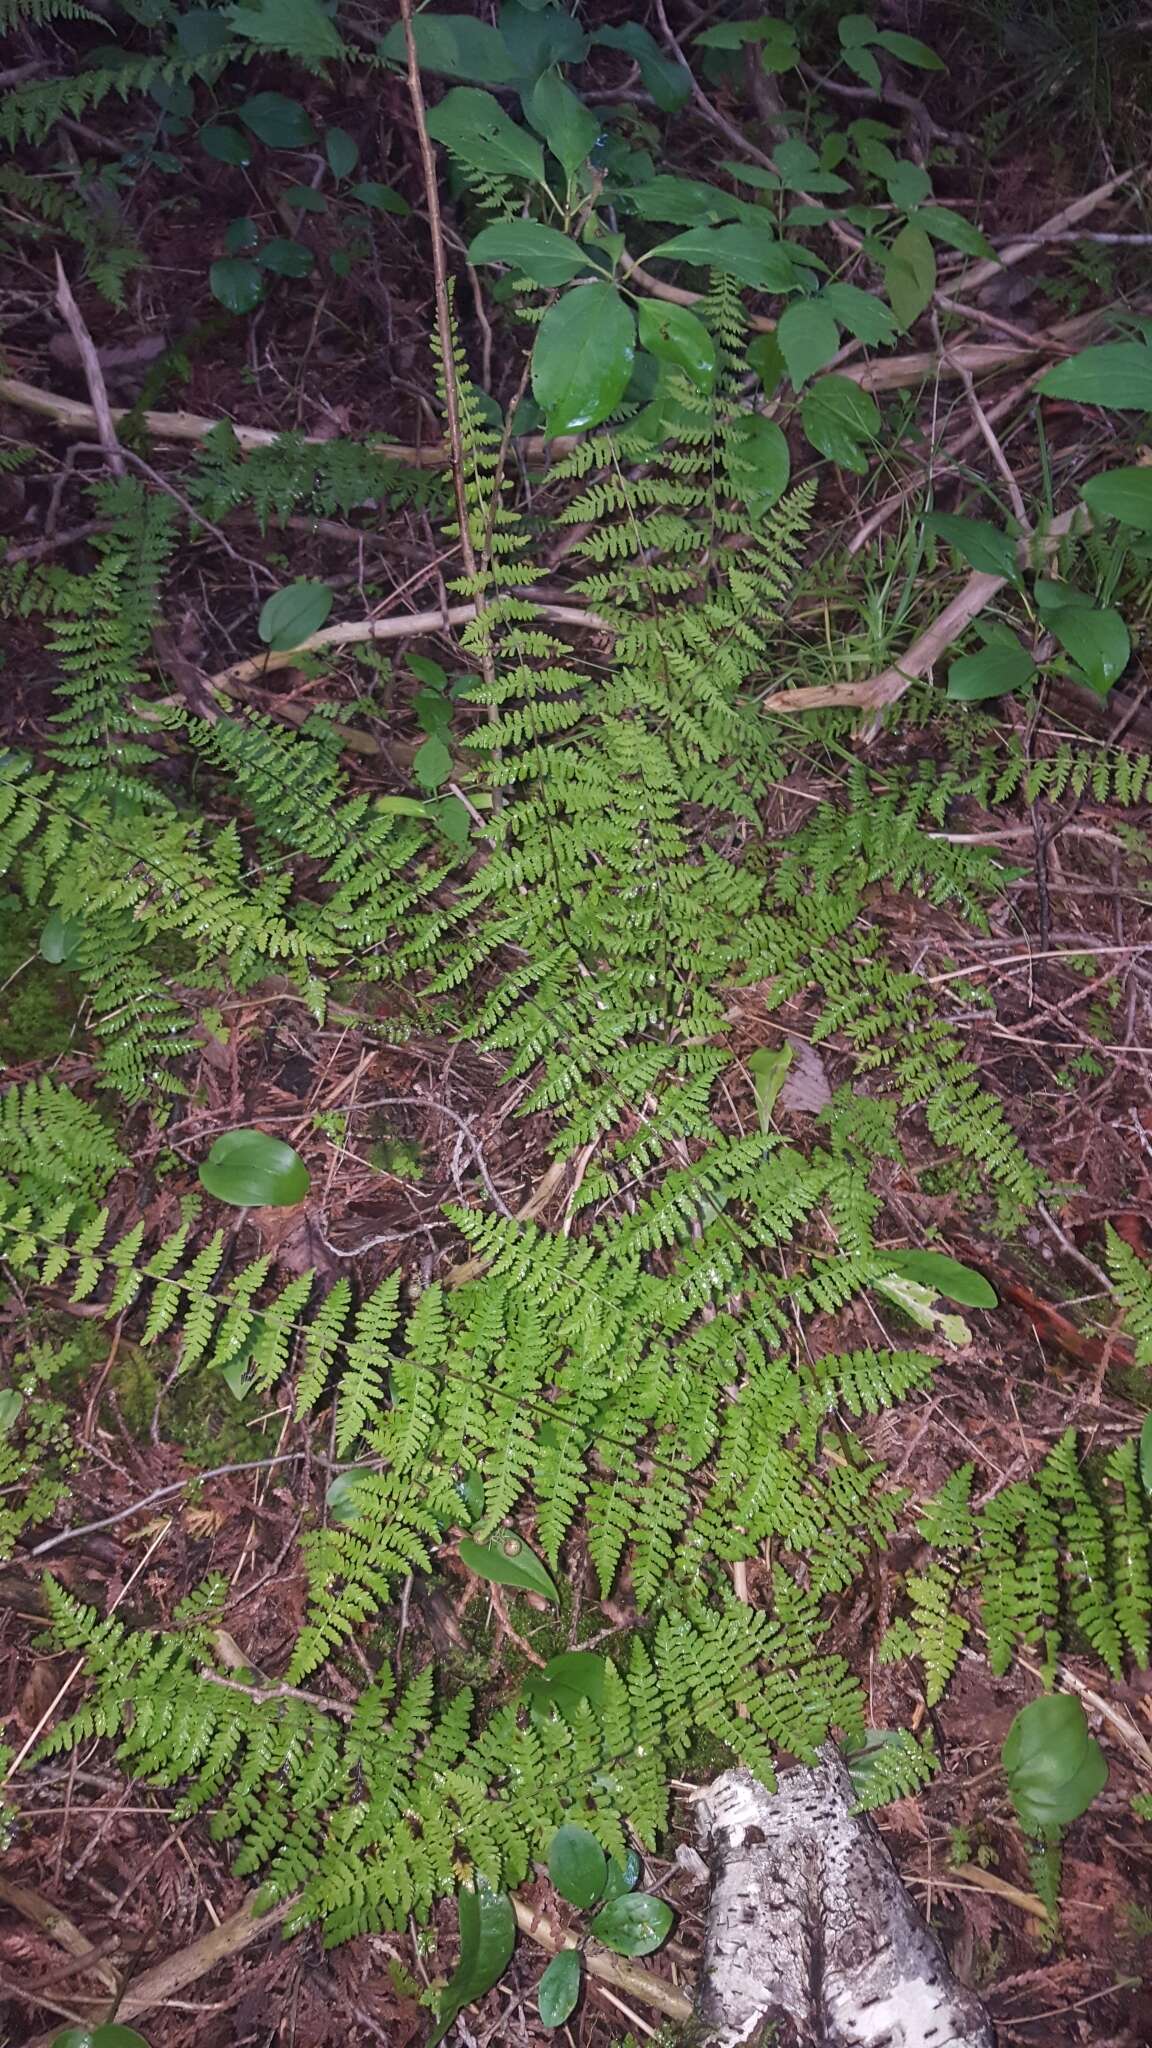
[947, 640, 1035, 702]
[1081, 466, 1152, 533]
[501, 2, 588, 81]
[537, 1948, 582, 2029]
[882, 1251, 997, 1308]
[39, 908, 83, 963]
[238, 91, 315, 148]
[426, 87, 544, 183]
[1048, 604, 1129, 695]
[649, 224, 807, 292]
[199, 1128, 310, 1207]
[590, 1892, 673, 1957]
[925, 512, 1019, 582]
[637, 299, 716, 392]
[1039, 341, 1152, 410]
[883, 223, 936, 330]
[427, 1880, 517, 2047]
[777, 299, 840, 388]
[523, 1651, 607, 1723]
[225, 0, 343, 63]
[531, 283, 635, 436]
[458, 1531, 559, 1602]
[258, 236, 314, 277]
[470, 220, 588, 287]
[224, 215, 260, 253]
[51, 2030, 153, 2048]
[199, 121, 251, 165]
[601, 1849, 643, 1901]
[258, 578, 333, 649]
[209, 257, 264, 312]
[800, 374, 880, 473]
[379, 13, 515, 84]
[524, 71, 599, 178]
[727, 414, 790, 518]
[548, 1823, 607, 1908]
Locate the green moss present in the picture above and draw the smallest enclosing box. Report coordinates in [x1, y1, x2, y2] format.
[0, 894, 76, 1062]
[110, 1346, 275, 1467]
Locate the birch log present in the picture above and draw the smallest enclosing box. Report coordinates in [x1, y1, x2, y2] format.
[693, 1754, 994, 2048]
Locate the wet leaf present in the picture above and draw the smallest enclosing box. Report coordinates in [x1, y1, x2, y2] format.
[548, 1823, 607, 1908]
[199, 1128, 310, 1207]
[589, 1892, 673, 1957]
[531, 283, 635, 436]
[537, 1948, 582, 2029]
[636, 299, 716, 392]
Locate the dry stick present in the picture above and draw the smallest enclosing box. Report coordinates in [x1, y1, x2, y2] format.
[52, 255, 124, 478]
[950, 168, 1139, 300]
[932, 311, 1030, 530]
[206, 598, 608, 692]
[510, 1898, 694, 2025]
[767, 504, 1082, 715]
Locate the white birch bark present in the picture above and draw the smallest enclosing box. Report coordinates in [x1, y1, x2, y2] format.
[693, 1752, 994, 2048]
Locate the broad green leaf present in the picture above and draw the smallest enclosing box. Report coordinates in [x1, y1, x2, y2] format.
[843, 45, 882, 89]
[883, 223, 936, 330]
[838, 13, 879, 50]
[747, 1046, 793, 1132]
[593, 23, 691, 110]
[348, 181, 409, 214]
[821, 281, 896, 346]
[601, 1849, 643, 1901]
[199, 121, 251, 165]
[590, 1893, 673, 1957]
[224, 215, 260, 253]
[199, 1128, 310, 1207]
[773, 138, 848, 195]
[426, 87, 544, 183]
[499, 0, 588, 82]
[225, 0, 344, 63]
[777, 299, 841, 388]
[325, 1472, 369, 1526]
[379, 13, 515, 84]
[39, 908, 83, 963]
[282, 186, 329, 213]
[727, 413, 790, 517]
[909, 205, 996, 261]
[458, 1531, 559, 1602]
[1038, 341, 1152, 410]
[946, 640, 1035, 702]
[874, 28, 945, 68]
[325, 126, 358, 178]
[1033, 577, 1094, 622]
[1141, 1413, 1152, 1494]
[694, 16, 798, 65]
[258, 578, 333, 649]
[1013, 1742, 1107, 1829]
[470, 220, 588, 288]
[886, 160, 932, 210]
[881, 1250, 997, 1309]
[637, 299, 716, 392]
[648, 224, 809, 292]
[523, 1651, 608, 1723]
[1081, 466, 1152, 533]
[0, 1389, 23, 1436]
[800, 373, 880, 473]
[1003, 1695, 1107, 1830]
[924, 512, 1019, 582]
[427, 1880, 517, 2048]
[747, 330, 785, 396]
[537, 1948, 582, 2029]
[524, 71, 599, 178]
[873, 1273, 971, 1347]
[413, 734, 453, 791]
[548, 1824, 608, 1908]
[627, 175, 750, 226]
[257, 237, 314, 277]
[209, 257, 264, 312]
[1048, 604, 1130, 695]
[238, 91, 315, 148]
[177, 9, 232, 56]
[51, 2030, 153, 2048]
[531, 283, 635, 436]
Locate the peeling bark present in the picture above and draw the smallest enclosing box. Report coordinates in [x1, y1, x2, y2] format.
[693, 1754, 994, 2048]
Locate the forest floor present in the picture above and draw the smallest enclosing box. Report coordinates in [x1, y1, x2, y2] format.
[2, 3, 1152, 2046]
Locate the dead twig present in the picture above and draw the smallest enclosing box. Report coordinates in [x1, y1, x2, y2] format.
[52, 255, 124, 478]
[950, 169, 1139, 300]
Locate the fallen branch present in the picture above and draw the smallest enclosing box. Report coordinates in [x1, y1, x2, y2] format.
[768, 505, 1080, 714]
[510, 1896, 693, 2025]
[207, 597, 609, 691]
[694, 1757, 993, 2048]
[950, 168, 1139, 300]
[52, 255, 124, 478]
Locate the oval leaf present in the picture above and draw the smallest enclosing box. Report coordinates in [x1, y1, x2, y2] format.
[258, 578, 334, 651]
[882, 1251, 997, 1309]
[924, 512, 1019, 583]
[427, 1879, 517, 2048]
[199, 1128, 310, 1207]
[1048, 604, 1130, 695]
[947, 640, 1035, 702]
[458, 1532, 559, 1602]
[1013, 1741, 1107, 1829]
[470, 221, 588, 288]
[548, 1824, 608, 1909]
[523, 1650, 608, 1723]
[258, 237, 314, 278]
[727, 414, 790, 518]
[1039, 341, 1152, 411]
[1081, 465, 1152, 534]
[800, 373, 880, 473]
[883, 223, 936, 331]
[649, 223, 808, 292]
[379, 14, 516, 85]
[325, 125, 358, 178]
[777, 299, 840, 389]
[601, 1849, 643, 1901]
[39, 907, 83, 964]
[1002, 1694, 1089, 1783]
[636, 299, 716, 392]
[524, 71, 599, 178]
[238, 91, 314, 148]
[326, 1471, 370, 1526]
[51, 2030, 153, 2048]
[0, 1389, 23, 1436]
[532, 283, 635, 437]
[200, 121, 252, 165]
[537, 1946, 582, 2029]
[589, 1892, 673, 1957]
[209, 257, 264, 313]
[425, 87, 544, 183]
